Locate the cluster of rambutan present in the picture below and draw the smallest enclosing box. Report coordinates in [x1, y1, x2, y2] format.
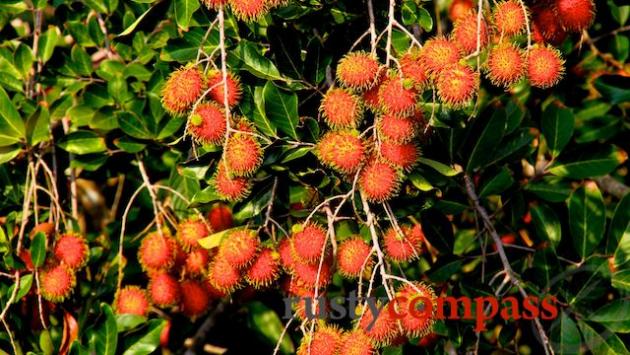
[201, 0, 287, 21]
[531, 0, 596, 45]
[161, 64, 263, 203]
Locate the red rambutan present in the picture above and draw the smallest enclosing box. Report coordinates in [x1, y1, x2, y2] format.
[436, 63, 479, 107]
[224, 124, 263, 177]
[279, 238, 297, 273]
[293, 256, 332, 288]
[337, 237, 372, 278]
[179, 280, 211, 318]
[362, 72, 386, 112]
[40, 264, 76, 302]
[358, 159, 402, 203]
[486, 44, 526, 87]
[149, 271, 181, 307]
[53, 233, 89, 269]
[184, 248, 210, 276]
[359, 302, 400, 346]
[378, 75, 418, 117]
[245, 247, 280, 288]
[492, 1, 527, 37]
[531, 6, 567, 45]
[292, 223, 328, 263]
[228, 0, 269, 20]
[378, 112, 422, 143]
[556, 0, 595, 32]
[419, 38, 461, 74]
[206, 70, 242, 107]
[339, 329, 374, 355]
[218, 229, 259, 268]
[380, 141, 419, 171]
[395, 282, 437, 338]
[162, 66, 206, 115]
[207, 203, 233, 232]
[399, 50, 429, 89]
[452, 11, 489, 55]
[176, 218, 211, 251]
[527, 45, 565, 89]
[383, 224, 425, 262]
[189, 103, 227, 145]
[208, 255, 241, 293]
[138, 231, 177, 271]
[449, 0, 474, 22]
[114, 286, 150, 316]
[336, 52, 381, 89]
[315, 130, 366, 175]
[320, 88, 363, 128]
[297, 325, 343, 355]
[214, 163, 252, 202]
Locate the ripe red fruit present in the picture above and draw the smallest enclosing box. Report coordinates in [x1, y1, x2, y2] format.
[316, 130, 366, 175]
[486, 44, 526, 87]
[556, 0, 595, 32]
[214, 163, 252, 202]
[527, 46, 565, 88]
[149, 271, 181, 307]
[245, 247, 280, 288]
[292, 223, 328, 263]
[293, 255, 332, 288]
[162, 66, 206, 115]
[114, 286, 150, 316]
[138, 231, 177, 271]
[436, 64, 479, 107]
[228, 0, 269, 20]
[179, 280, 210, 318]
[362, 72, 386, 111]
[383, 224, 425, 262]
[449, 0, 474, 21]
[320, 88, 363, 128]
[378, 75, 418, 117]
[531, 6, 567, 45]
[206, 70, 242, 107]
[53, 233, 89, 269]
[419, 38, 461, 74]
[378, 111, 422, 143]
[176, 218, 211, 250]
[207, 203, 233, 232]
[359, 302, 400, 346]
[184, 248, 210, 276]
[358, 159, 401, 202]
[417, 332, 440, 347]
[492, 1, 526, 36]
[339, 329, 374, 355]
[208, 255, 241, 293]
[399, 50, 428, 88]
[40, 264, 76, 302]
[452, 11, 489, 55]
[380, 141, 419, 171]
[336, 52, 381, 89]
[224, 124, 263, 177]
[219, 229, 259, 268]
[188, 103, 226, 145]
[395, 282, 436, 338]
[278, 238, 297, 273]
[337, 237, 372, 278]
[297, 325, 343, 355]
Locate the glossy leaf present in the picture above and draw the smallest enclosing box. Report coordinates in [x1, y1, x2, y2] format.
[568, 182, 606, 258]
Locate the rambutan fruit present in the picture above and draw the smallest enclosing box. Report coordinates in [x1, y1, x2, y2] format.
[148, 271, 181, 307]
[40, 264, 76, 303]
[395, 282, 437, 338]
[380, 141, 419, 171]
[378, 75, 418, 117]
[399, 50, 429, 89]
[297, 325, 343, 355]
[320, 88, 363, 128]
[436, 63, 479, 107]
[245, 247, 280, 288]
[188, 103, 226, 145]
[205, 278, 229, 299]
[337, 237, 372, 278]
[228, 0, 269, 20]
[293, 295, 327, 321]
[315, 130, 366, 175]
[383, 224, 425, 262]
[279, 238, 297, 273]
[339, 329, 374, 355]
[417, 332, 440, 347]
[362, 73, 385, 112]
[452, 11, 489, 55]
[206, 70, 242, 107]
[202, 0, 228, 9]
[179, 280, 210, 318]
[358, 302, 400, 346]
[358, 159, 402, 203]
[224, 125, 263, 177]
[218, 229, 259, 268]
[449, 0, 474, 21]
[285, 276, 315, 297]
[492, 1, 527, 37]
[556, 0, 595, 32]
[138, 231, 177, 271]
[176, 218, 211, 251]
[214, 163, 252, 202]
[293, 256, 332, 288]
[114, 286, 149, 316]
[378, 112, 421, 143]
[207, 203, 233, 232]
[527, 46, 565, 89]
[162, 66, 206, 115]
[53, 233, 88, 269]
[419, 38, 461, 74]
[184, 248, 210, 276]
[486, 44, 526, 87]
[208, 255, 241, 293]
[336, 52, 381, 89]
[292, 223, 328, 263]
[531, 6, 567, 45]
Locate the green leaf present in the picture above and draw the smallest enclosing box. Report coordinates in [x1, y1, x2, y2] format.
[122, 319, 165, 355]
[0, 145, 21, 165]
[117, 112, 154, 140]
[417, 158, 462, 176]
[248, 301, 294, 354]
[594, 75, 630, 105]
[30, 232, 47, 267]
[551, 311, 581, 355]
[614, 223, 630, 270]
[577, 320, 630, 355]
[94, 304, 117, 355]
[198, 227, 243, 249]
[118, 6, 154, 36]
[174, 0, 199, 31]
[70, 45, 93, 76]
[548, 145, 627, 179]
[116, 314, 147, 333]
[231, 41, 284, 81]
[612, 269, 630, 292]
[467, 109, 507, 172]
[530, 203, 562, 249]
[542, 105, 574, 158]
[250, 86, 277, 137]
[417, 7, 433, 32]
[263, 81, 298, 139]
[38, 26, 60, 64]
[479, 167, 514, 197]
[525, 178, 572, 202]
[0, 86, 25, 146]
[568, 182, 606, 258]
[58, 130, 107, 155]
[589, 299, 630, 333]
[13, 273, 33, 300]
[607, 193, 630, 254]
[409, 172, 434, 192]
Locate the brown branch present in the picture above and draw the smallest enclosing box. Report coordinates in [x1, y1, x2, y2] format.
[595, 175, 629, 199]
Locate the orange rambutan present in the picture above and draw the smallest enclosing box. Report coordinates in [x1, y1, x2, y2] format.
[292, 223, 328, 263]
[245, 247, 280, 288]
[208, 255, 241, 293]
[359, 302, 400, 346]
[336, 52, 381, 89]
[279, 238, 297, 273]
[452, 11, 489, 55]
[206, 70, 242, 107]
[320, 88, 363, 128]
[449, 0, 474, 21]
[492, 1, 527, 37]
[337, 237, 372, 278]
[40, 264, 76, 302]
[383, 224, 425, 262]
[297, 325, 343, 355]
[214, 163, 252, 202]
[419, 38, 461, 74]
[179, 280, 211, 318]
[378, 112, 422, 143]
[531, 6, 567, 45]
[527, 45, 565, 88]
[162, 66, 206, 115]
[380, 141, 419, 171]
[436, 63, 479, 107]
[184, 248, 210, 276]
[339, 329, 374, 355]
[138, 231, 177, 271]
[228, 0, 269, 20]
[53, 233, 88, 269]
[556, 0, 595, 32]
[362, 72, 386, 112]
[293, 256, 332, 288]
[114, 286, 150, 316]
[218, 229, 259, 268]
[378, 75, 418, 117]
[486, 44, 526, 87]
[358, 159, 401, 203]
[207, 203, 233, 232]
[224, 124, 263, 177]
[399, 50, 428, 89]
[315, 130, 366, 175]
[149, 271, 181, 307]
[189, 103, 226, 145]
[176, 218, 211, 251]
[395, 282, 437, 338]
